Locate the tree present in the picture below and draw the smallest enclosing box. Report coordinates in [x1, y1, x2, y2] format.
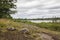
[0, 0, 17, 18]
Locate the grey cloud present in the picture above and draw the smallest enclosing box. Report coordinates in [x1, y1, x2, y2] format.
[19, 0, 34, 2]
[47, 6, 60, 9]
[11, 0, 60, 18]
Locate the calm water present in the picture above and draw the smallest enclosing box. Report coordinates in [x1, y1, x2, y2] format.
[29, 20, 60, 23]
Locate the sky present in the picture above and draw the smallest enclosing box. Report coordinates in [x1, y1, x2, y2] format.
[11, 0, 60, 19]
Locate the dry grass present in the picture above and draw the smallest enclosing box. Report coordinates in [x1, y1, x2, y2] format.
[0, 19, 60, 40]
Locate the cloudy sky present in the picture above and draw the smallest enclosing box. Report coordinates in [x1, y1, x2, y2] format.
[11, 0, 60, 19]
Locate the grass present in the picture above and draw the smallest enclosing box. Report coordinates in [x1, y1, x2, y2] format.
[16, 20, 60, 32]
[0, 19, 60, 40]
[0, 19, 42, 40]
[14, 20, 60, 34]
[36, 22, 60, 32]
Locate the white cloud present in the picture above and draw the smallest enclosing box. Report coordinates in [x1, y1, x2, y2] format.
[17, 0, 42, 8]
[11, 0, 60, 19]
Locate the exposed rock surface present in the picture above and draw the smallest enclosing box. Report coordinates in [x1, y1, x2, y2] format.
[7, 27, 16, 31]
[20, 28, 29, 34]
[40, 32, 60, 40]
[40, 33, 54, 40]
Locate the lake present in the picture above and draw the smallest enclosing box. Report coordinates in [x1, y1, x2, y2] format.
[28, 20, 60, 23]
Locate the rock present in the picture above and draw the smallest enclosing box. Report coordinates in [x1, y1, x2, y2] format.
[20, 28, 29, 34]
[40, 33, 54, 40]
[7, 27, 16, 31]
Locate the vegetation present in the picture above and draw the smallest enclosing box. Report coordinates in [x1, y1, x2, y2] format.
[37, 22, 60, 31]
[13, 19, 60, 32]
[17, 17, 60, 20]
[33, 22, 60, 32]
[0, 19, 37, 40]
[0, 19, 60, 40]
[0, 0, 16, 18]
[0, 0, 60, 40]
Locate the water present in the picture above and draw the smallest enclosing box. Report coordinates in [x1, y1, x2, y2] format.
[29, 20, 52, 23]
[29, 20, 60, 23]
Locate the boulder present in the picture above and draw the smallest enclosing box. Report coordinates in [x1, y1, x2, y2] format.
[20, 28, 29, 34]
[7, 27, 16, 31]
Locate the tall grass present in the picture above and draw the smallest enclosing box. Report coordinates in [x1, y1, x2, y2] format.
[0, 19, 60, 40]
[14, 19, 60, 32]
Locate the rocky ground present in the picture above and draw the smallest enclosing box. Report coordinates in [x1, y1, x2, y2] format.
[0, 19, 60, 40]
